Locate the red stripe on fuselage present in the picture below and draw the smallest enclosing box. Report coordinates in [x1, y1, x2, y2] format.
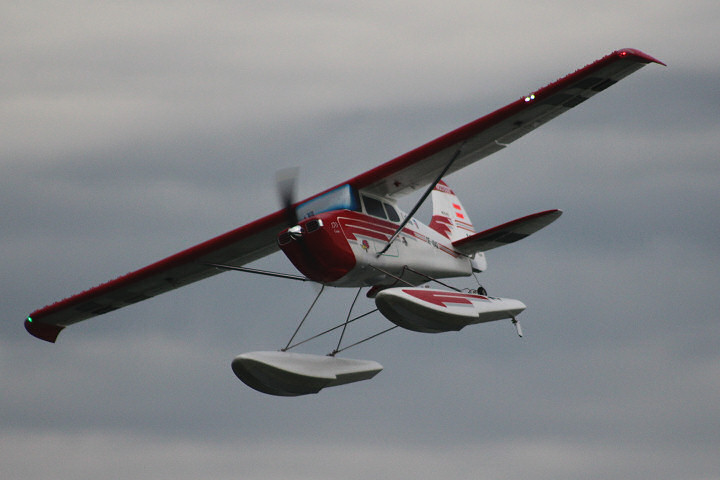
[279, 210, 465, 284]
[337, 212, 425, 243]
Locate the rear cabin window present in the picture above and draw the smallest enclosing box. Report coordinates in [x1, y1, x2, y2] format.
[384, 203, 400, 222]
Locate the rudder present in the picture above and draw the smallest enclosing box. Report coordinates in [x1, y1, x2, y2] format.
[429, 180, 474, 242]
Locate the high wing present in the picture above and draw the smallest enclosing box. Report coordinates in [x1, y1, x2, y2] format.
[452, 209, 563, 255]
[344, 48, 664, 198]
[26, 211, 290, 342]
[25, 48, 663, 342]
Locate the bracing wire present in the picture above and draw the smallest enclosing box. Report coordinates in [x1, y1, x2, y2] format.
[282, 284, 325, 351]
[330, 287, 362, 356]
[283, 309, 377, 351]
[331, 325, 398, 355]
[281, 286, 400, 356]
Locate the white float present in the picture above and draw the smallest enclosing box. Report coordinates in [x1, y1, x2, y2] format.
[375, 287, 526, 333]
[232, 351, 383, 396]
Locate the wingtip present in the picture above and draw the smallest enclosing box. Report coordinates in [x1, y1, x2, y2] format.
[24, 317, 63, 343]
[617, 48, 667, 67]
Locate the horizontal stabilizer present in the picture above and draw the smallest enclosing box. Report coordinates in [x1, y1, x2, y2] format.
[452, 209, 562, 254]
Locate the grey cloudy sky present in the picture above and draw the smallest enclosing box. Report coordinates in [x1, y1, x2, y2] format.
[2, 1, 719, 479]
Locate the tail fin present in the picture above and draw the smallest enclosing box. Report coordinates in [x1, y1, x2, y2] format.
[429, 180, 475, 242]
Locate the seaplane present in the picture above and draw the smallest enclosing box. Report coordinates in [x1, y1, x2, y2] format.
[25, 48, 664, 396]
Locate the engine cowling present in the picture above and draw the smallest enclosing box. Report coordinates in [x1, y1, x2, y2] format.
[278, 214, 356, 283]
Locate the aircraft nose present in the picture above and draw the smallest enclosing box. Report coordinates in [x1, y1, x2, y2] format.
[278, 216, 356, 283]
[287, 225, 303, 240]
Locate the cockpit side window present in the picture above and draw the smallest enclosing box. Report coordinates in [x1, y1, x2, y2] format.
[361, 195, 386, 219]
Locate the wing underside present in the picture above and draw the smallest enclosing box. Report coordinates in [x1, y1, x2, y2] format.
[25, 48, 663, 342]
[26, 211, 287, 342]
[345, 49, 664, 198]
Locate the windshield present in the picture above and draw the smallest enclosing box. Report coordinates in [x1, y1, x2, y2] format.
[296, 184, 359, 219]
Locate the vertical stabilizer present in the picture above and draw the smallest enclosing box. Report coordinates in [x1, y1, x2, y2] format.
[429, 181, 475, 242]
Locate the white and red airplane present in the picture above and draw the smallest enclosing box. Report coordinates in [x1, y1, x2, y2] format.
[25, 48, 664, 396]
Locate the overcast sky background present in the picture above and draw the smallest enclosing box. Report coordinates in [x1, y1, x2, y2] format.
[3, 1, 719, 479]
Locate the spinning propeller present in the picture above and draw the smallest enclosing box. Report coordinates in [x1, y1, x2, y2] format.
[276, 167, 300, 227]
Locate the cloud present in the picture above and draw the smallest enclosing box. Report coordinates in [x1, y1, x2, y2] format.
[4, 431, 719, 480]
[3, 2, 719, 480]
